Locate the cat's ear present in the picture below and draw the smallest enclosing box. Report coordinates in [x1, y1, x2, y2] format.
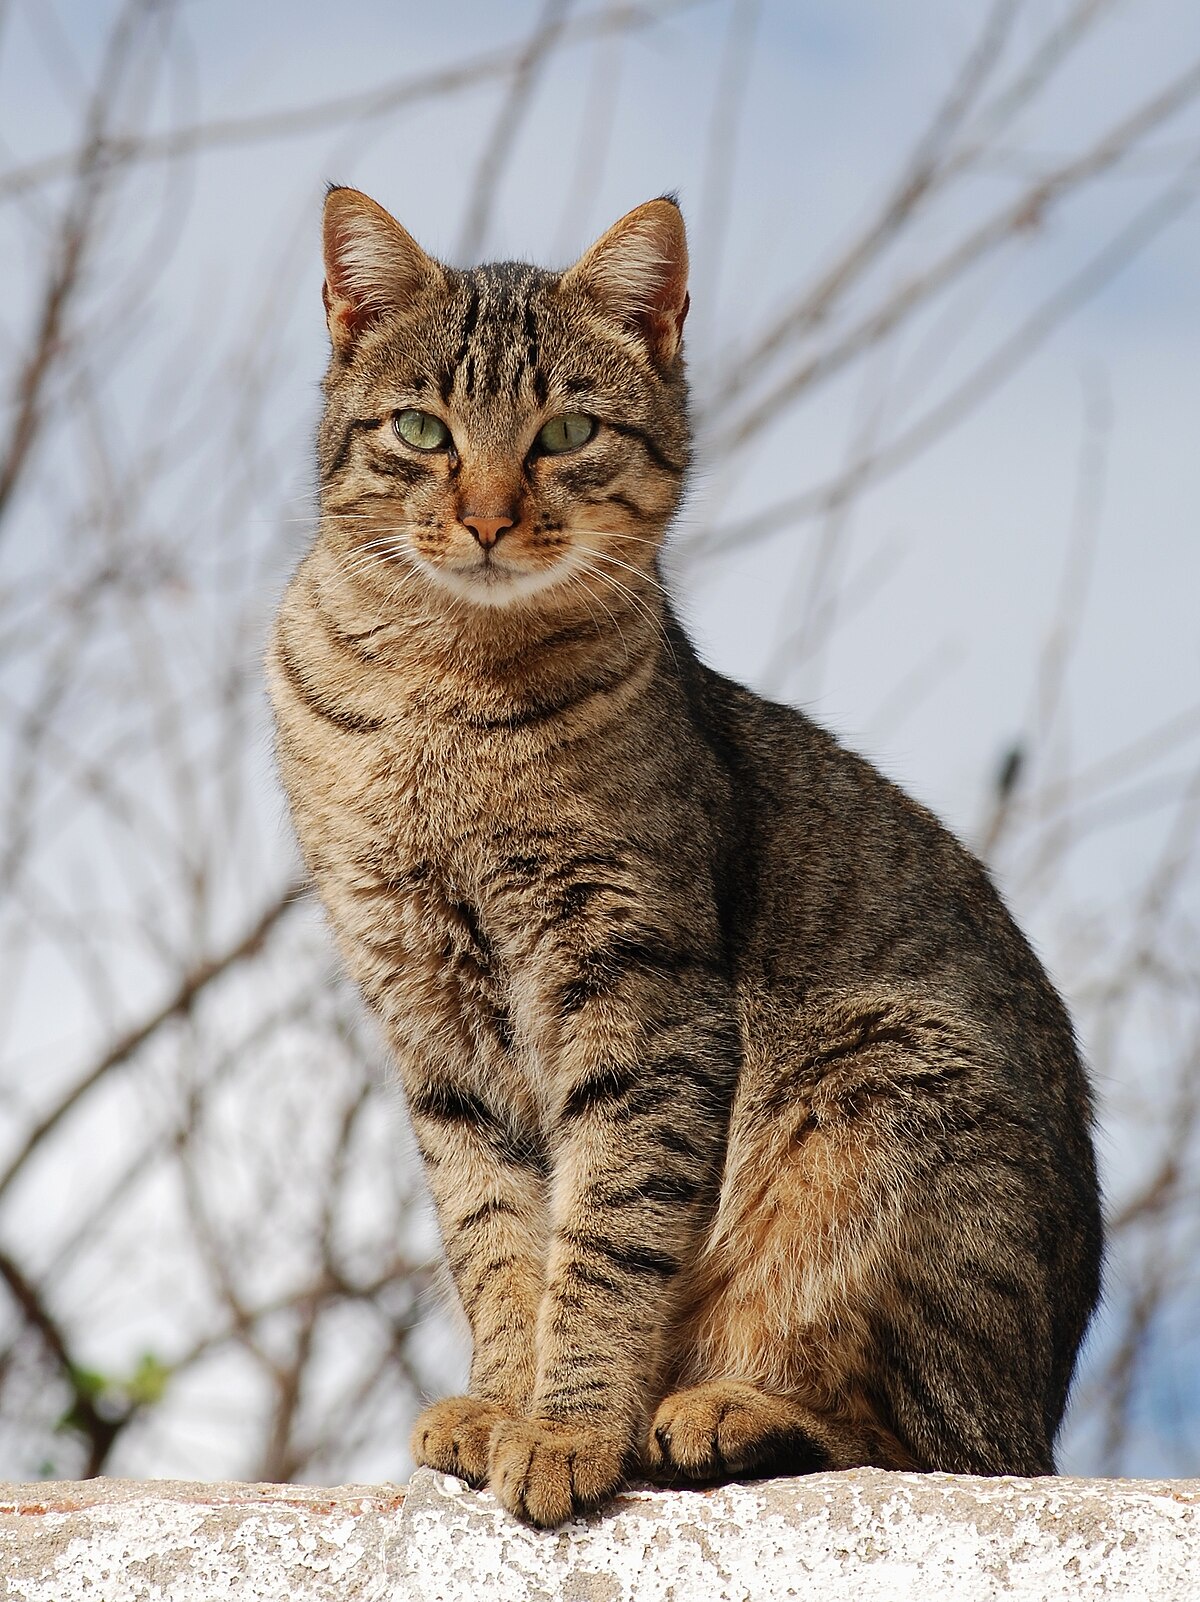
[562, 197, 690, 367]
[322, 186, 444, 356]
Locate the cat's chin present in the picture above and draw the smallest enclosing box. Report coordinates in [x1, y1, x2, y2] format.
[418, 556, 570, 610]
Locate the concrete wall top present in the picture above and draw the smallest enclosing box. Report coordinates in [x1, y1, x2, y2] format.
[1, 1467, 1198, 1601]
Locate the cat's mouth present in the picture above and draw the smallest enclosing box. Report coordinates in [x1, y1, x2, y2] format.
[454, 545, 523, 583]
[420, 542, 572, 608]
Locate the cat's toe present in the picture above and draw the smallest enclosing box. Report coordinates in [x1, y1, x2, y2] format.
[646, 1386, 728, 1480]
[487, 1417, 627, 1527]
[646, 1381, 813, 1482]
[411, 1396, 510, 1487]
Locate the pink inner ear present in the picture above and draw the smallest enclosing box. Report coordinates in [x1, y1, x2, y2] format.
[324, 218, 374, 322]
[322, 224, 367, 346]
[636, 260, 689, 365]
[322, 265, 367, 346]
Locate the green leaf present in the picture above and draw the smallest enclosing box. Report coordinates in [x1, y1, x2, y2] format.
[66, 1364, 108, 1402]
[126, 1352, 171, 1407]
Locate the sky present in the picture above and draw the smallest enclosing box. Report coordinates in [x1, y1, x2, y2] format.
[1, 0, 1199, 1478]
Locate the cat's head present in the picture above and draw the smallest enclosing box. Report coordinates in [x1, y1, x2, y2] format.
[317, 187, 689, 612]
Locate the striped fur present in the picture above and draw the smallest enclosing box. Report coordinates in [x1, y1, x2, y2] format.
[268, 188, 1102, 1527]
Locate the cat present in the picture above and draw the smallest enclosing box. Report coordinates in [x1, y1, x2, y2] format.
[268, 185, 1103, 1528]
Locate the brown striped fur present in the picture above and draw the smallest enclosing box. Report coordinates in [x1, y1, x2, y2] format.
[268, 187, 1102, 1527]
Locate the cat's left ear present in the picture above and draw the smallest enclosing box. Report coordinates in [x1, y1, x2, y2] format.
[562, 197, 690, 368]
[322, 186, 444, 356]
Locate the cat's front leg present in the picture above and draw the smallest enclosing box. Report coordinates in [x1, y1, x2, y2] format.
[405, 1074, 550, 1486]
[487, 990, 739, 1526]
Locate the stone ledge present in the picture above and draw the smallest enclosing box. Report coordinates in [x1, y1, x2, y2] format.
[0, 1479, 407, 1602]
[1, 1468, 1197, 1601]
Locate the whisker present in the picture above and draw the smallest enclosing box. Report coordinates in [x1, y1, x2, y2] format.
[379, 565, 427, 613]
[572, 550, 662, 613]
[337, 529, 431, 582]
[573, 555, 678, 670]
[581, 545, 672, 599]
[341, 543, 417, 580]
[571, 527, 667, 550]
[569, 556, 667, 646]
[342, 537, 410, 562]
[560, 568, 630, 665]
[349, 538, 418, 558]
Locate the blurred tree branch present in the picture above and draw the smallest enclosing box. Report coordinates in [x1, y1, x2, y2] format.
[0, 0, 169, 533]
[0, 1, 702, 204]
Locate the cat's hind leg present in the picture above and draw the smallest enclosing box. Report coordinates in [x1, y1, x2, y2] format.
[644, 1378, 901, 1483]
[657, 991, 1082, 1481]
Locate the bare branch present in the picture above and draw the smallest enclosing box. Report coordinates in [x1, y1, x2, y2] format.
[705, 53, 1200, 454]
[0, 0, 168, 535]
[712, 0, 1033, 400]
[0, 881, 305, 1206]
[697, 155, 1200, 558]
[0, 1246, 125, 1475]
[457, 0, 576, 262]
[0, 1, 701, 204]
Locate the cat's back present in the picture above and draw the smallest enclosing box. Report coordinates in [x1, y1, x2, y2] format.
[691, 661, 1083, 1072]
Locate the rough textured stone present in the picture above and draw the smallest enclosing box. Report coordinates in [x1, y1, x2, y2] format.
[399, 1469, 1200, 1601]
[0, 1479, 406, 1602]
[1, 1468, 1198, 1600]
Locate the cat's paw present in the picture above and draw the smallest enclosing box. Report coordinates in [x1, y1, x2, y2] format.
[487, 1416, 628, 1527]
[411, 1396, 512, 1488]
[645, 1381, 819, 1483]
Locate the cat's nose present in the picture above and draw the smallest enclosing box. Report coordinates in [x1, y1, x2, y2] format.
[462, 513, 515, 548]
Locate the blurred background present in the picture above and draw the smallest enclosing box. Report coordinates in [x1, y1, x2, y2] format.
[0, 0, 1198, 1485]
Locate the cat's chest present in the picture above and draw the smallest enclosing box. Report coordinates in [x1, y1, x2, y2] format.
[272, 595, 666, 1082]
[297, 709, 575, 989]
[363, 712, 578, 897]
[330, 770, 605, 1118]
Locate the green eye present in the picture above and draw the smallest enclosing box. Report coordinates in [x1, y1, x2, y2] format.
[394, 409, 450, 451]
[536, 414, 595, 455]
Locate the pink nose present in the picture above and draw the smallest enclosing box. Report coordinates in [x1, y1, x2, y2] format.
[463, 514, 515, 548]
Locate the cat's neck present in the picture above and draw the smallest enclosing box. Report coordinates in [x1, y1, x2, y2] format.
[305, 537, 673, 726]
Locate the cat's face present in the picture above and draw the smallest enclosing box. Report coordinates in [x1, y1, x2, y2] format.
[317, 189, 690, 613]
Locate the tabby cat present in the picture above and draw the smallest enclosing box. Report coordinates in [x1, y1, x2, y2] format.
[268, 186, 1102, 1527]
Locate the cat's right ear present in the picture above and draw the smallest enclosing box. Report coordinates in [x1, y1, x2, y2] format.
[322, 187, 444, 356]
